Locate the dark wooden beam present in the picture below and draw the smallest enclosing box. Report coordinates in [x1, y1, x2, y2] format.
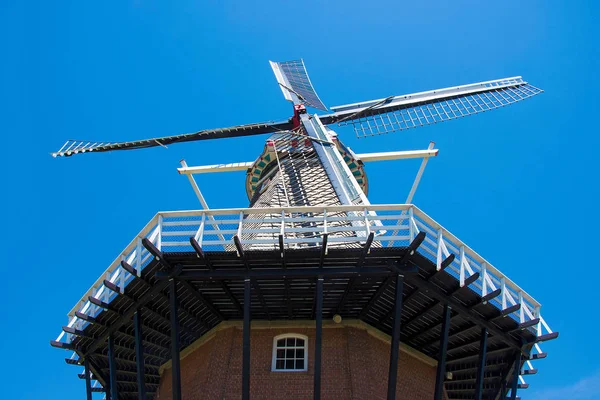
[380, 253, 455, 332]
[73, 302, 173, 355]
[65, 358, 82, 365]
[221, 281, 243, 314]
[319, 233, 328, 267]
[387, 274, 405, 400]
[119, 261, 208, 337]
[361, 235, 432, 321]
[83, 271, 172, 357]
[278, 234, 286, 267]
[406, 275, 527, 356]
[335, 277, 359, 314]
[233, 235, 246, 264]
[434, 304, 451, 400]
[530, 352, 547, 360]
[108, 335, 119, 400]
[314, 276, 324, 400]
[133, 310, 146, 400]
[252, 278, 271, 320]
[50, 340, 77, 350]
[179, 280, 224, 321]
[189, 237, 204, 259]
[357, 232, 375, 267]
[474, 328, 488, 400]
[510, 352, 522, 400]
[359, 276, 393, 319]
[533, 332, 559, 343]
[242, 278, 251, 400]
[84, 358, 93, 400]
[166, 266, 393, 280]
[169, 279, 182, 400]
[403, 272, 480, 343]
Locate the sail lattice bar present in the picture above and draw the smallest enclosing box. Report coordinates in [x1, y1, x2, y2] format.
[270, 59, 328, 111]
[320, 77, 543, 137]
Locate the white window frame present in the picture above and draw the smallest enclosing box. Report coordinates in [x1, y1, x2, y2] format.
[271, 333, 309, 372]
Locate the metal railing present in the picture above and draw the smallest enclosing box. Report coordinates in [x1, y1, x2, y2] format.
[57, 204, 552, 370]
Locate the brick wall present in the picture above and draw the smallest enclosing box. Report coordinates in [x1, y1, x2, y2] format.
[156, 324, 437, 400]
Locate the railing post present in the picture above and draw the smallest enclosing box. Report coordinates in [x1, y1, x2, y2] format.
[135, 237, 142, 276]
[534, 306, 542, 336]
[156, 215, 163, 251]
[408, 207, 414, 241]
[501, 277, 507, 310]
[460, 246, 468, 287]
[237, 211, 244, 237]
[481, 263, 488, 298]
[363, 208, 370, 241]
[196, 212, 206, 245]
[436, 228, 444, 271]
[518, 292, 525, 323]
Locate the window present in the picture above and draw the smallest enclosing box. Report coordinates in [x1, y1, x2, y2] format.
[271, 334, 308, 372]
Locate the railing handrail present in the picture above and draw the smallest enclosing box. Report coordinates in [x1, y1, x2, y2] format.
[63, 204, 544, 332]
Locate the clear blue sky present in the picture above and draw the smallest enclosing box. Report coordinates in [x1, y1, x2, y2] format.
[2, 1, 598, 398]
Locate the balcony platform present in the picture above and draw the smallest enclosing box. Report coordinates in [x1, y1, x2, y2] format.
[52, 204, 556, 399]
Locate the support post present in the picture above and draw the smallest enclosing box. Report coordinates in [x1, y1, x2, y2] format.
[314, 276, 324, 400]
[387, 274, 405, 400]
[434, 303, 451, 400]
[133, 310, 147, 400]
[108, 335, 119, 400]
[242, 278, 251, 400]
[169, 279, 182, 400]
[84, 358, 92, 400]
[510, 352, 522, 400]
[474, 328, 488, 400]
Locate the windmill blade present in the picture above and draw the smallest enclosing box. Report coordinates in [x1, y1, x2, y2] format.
[319, 76, 542, 137]
[270, 59, 328, 111]
[52, 120, 293, 157]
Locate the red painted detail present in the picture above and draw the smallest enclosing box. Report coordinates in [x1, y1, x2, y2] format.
[291, 104, 307, 129]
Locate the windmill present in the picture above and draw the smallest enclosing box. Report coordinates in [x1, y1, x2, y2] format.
[51, 60, 556, 400]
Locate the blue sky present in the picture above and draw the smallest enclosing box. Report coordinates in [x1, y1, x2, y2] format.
[2, 1, 598, 398]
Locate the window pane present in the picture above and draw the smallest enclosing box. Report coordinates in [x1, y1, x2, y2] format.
[296, 338, 305, 346]
[296, 348, 304, 359]
[277, 339, 285, 347]
[295, 359, 304, 369]
[286, 337, 295, 346]
[285, 360, 294, 369]
[276, 360, 284, 370]
[286, 349, 294, 358]
[277, 349, 285, 358]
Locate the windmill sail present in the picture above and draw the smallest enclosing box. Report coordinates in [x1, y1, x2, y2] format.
[52, 120, 293, 157]
[320, 76, 542, 137]
[270, 59, 328, 111]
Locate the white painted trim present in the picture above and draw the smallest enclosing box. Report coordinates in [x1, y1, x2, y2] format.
[271, 333, 309, 372]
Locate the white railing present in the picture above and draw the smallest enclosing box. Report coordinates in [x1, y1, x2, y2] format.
[56, 204, 551, 377]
